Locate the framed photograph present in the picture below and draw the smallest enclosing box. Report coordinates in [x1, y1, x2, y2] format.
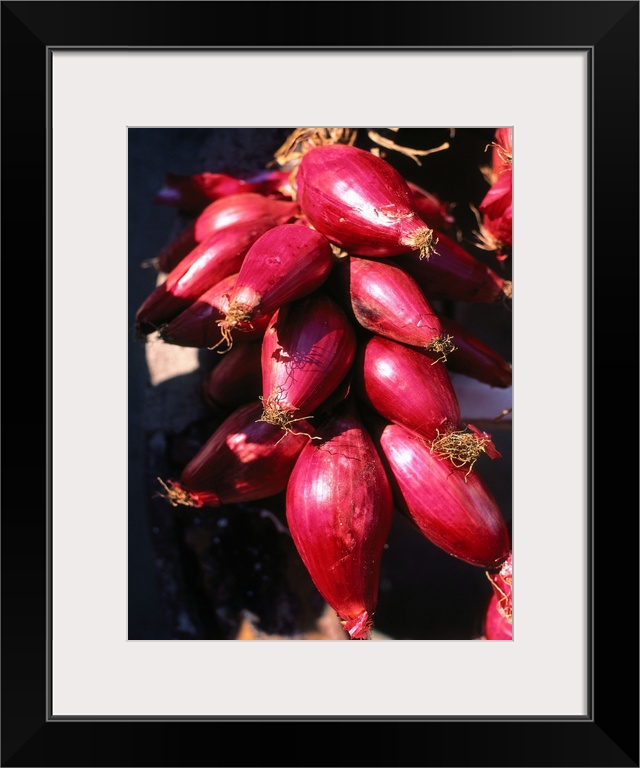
[3, 1, 637, 766]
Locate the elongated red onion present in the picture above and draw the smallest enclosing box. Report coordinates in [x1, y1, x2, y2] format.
[153, 169, 292, 214]
[158, 273, 271, 348]
[487, 550, 512, 620]
[375, 421, 510, 569]
[478, 167, 512, 258]
[480, 212, 512, 261]
[259, 293, 357, 431]
[159, 401, 314, 508]
[295, 143, 436, 259]
[135, 220, 274, 337]
[214, 224, 334, 352]
[194, 192, 300, 243]
[332, 255, 455, 360]
[406, 180, 455, 231]
[393, 229, 511, 303]
[355, 334, 461, 443]
[480, 168, 512, 223]
[438, 315, 512, 388]
[202, 339, 263, 411]
[286, 399, 394, 639]
[490, 128, 513, 180]
[484, 551, 513, 639]
[156, 221, 199, 274]
[484, 592, 512, 640]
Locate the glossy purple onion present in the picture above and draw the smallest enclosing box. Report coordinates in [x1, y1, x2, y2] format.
[376, 421, 510, 569]
[333, 255, 455, 360]
[216, 224, 334, 352]
[135, 220, 275, 336]
[160, 401, 314, 508]
[355, 334, 460, 443]
[295, 144, 436, 259]
[286, 399, 394, 639]
[194, 192, 300, 242]
[158, 273, 271, 349]
[260, 293, 357, 430]
[393, 229, 511, 303]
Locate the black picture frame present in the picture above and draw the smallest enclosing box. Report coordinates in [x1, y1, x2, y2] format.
[2, 2, 638, 766]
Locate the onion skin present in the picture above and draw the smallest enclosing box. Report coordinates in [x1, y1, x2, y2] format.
[162, 401, 314, 508]
[153, 171, 247, 213]
[285, 400, 394, 639]
[157, 221, 199, 274]
[202, 339, 263, 411]
[438, 315, 512, 388]
[295, 144, 435, 259]
[260, 293, 357, 426]
[194, 192, 300, 243]
[406, 181, 455, 231]
[355, 334, 461, 443]
[486, 550, 513, 626]
[478, 161, 512, 260]
[479, 167, 512, 256]
[485, 552, 513, 639]
[491, 128, 513, 180]
[153, 169, 293, 214]
[218, 224, 334, 351]
[135, 220, 275, 337]
[375, 421, 510, 569]
[480, 168, 512, 223]
[393, 229, 510, 303]
[332, 255, 452, 357]
[158, 273, 271, 349]
[484, 592, 513, 640]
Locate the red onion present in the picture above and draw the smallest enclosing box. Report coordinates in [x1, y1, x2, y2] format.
[158, 273, 271, 349]
[478, 166, 512, 258]
[285, 399, 394, 639]
[484, 552, 513, 639]
[294, 143, 437, 259]
[202, 339, 263, 411]
[153, 169, 292, 214]
[490, 128, 513, 180]
[393, 229, 511, 303]
[484, 592, 512, 640]
[156, 221, 199, 274]
[480, 213, 512, 261]
[375, 421, 510, 569]
[477, 156, 512, 261]
[259, 293, 357, 431]
[438, 314, 512, 388]
[135, 220, 275, 337]
[194, 192, 300, 243]
[332, 255, 455, 360]
[159, 401, 314, 508]
[480, 168, 512, 223]
[487, 550, 513, 618]
[355, 334, 461, 443]
[214, 224, 334, 352]
[406, 180, 455, 231]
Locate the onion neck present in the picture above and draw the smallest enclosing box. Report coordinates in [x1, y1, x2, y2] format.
[402, 224, 437, 260]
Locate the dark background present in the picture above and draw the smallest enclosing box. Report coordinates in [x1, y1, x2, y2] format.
[128, 126, 513, 641]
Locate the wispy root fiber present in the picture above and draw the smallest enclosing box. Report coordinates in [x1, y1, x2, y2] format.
[429, 428, 493, 479]
[412, 227, 438, 260]
[156, 477, 197, 508]
[256, 394, 319, 444]
[427, 334, 457, 364]
[208, 303, 253, 355]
